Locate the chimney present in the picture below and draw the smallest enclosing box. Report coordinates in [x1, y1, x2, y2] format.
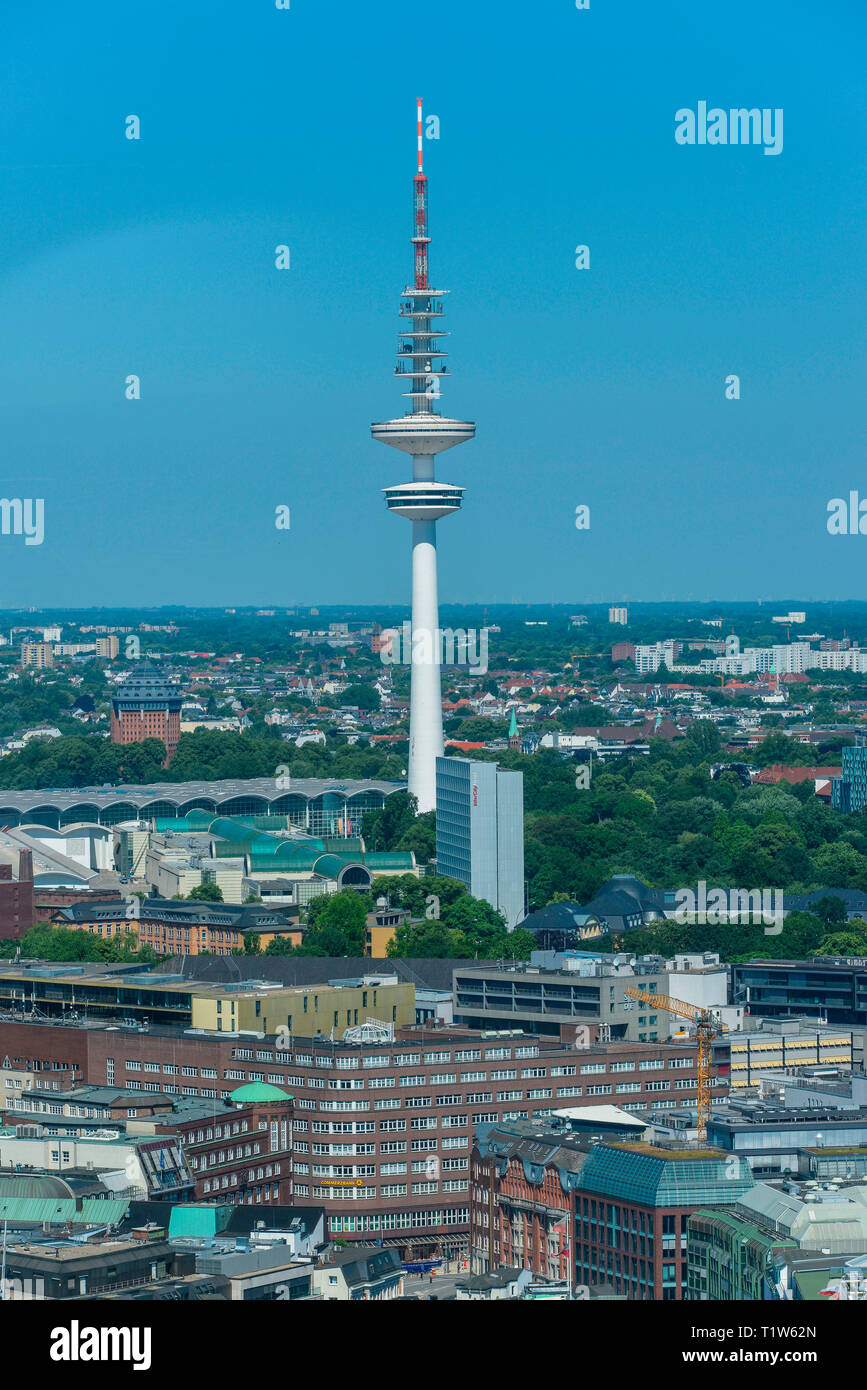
[18, 849, 33, 883]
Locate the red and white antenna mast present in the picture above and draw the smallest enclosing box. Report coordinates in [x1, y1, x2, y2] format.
[413, 97, 430, 289]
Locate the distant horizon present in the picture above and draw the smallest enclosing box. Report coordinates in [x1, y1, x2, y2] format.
[4, 600, 867, 616]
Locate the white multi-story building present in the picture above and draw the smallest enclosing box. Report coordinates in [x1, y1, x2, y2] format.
[635, 640, 678, 674]
[609, 607, 629, 625]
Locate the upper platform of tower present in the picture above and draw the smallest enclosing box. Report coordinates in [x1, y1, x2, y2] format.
[371, 412, 474, 455]
[371, 100, 475, 457]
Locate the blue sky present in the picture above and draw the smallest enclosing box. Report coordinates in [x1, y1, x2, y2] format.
[0, 0, 864, 608]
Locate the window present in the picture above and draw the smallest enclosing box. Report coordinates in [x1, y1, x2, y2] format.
[521, 1067, 547, 1079]
[400, 1075, 426, 1087]
[461, 1071, 485, 1083]
[580, 1063, 605, 1075]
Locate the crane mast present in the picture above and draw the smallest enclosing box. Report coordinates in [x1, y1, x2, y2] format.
[624, 986, 719, 1142]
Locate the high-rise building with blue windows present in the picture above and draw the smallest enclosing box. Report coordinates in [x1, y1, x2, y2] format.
[832, 738, 867, 813]
[435, 756, 524, 928]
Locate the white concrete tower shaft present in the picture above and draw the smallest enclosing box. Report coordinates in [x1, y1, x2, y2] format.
[371, 99, 475, 812]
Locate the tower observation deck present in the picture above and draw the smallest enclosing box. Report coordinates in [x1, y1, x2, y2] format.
[371, 99, 475, 813]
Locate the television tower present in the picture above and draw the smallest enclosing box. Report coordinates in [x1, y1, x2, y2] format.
[372, 99, 475, 813]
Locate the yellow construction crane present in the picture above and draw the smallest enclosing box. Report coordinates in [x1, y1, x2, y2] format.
[625, 986, 719, 1142]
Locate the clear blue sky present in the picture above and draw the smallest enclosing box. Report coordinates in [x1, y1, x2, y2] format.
[0, 0, 864, 608]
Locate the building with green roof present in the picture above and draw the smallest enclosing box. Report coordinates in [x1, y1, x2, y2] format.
[575, 1142, 754, 1301]
[229, 1081, 292, 1106]
[154, 810, 418, 900]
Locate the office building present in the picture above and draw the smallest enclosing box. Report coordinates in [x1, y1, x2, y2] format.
[687, 1178, 867, 1300]
[706, 1101, 867, 1178]
[453, 953, 728, 1042]
[470, 1109, 645, 1278]
[718, 1018, 855, 1089]
[574, 1141, 753, 1299]
[609, 608, 628, 625]
[50, 895, 303, 957]
[436, 756, 524, 928]
[733, 956, 867, 1027]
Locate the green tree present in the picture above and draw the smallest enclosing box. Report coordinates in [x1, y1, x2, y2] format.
[188, 882, 224, 902]
[341, 683, 381, 711]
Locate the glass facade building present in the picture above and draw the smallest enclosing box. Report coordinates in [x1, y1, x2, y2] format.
[435, 757, 524, 928]
[832, 739, 867, 813]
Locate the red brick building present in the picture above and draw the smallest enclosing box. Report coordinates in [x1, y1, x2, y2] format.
[110, 665, 182, 765]
[611, 642, 636, 663]
[573, 1141, 754, 1299]
[0, 849, 34, 939]
[470, 1111, 644, 1279]
[0, 1015, 716, 1258]
[154, 1082, 295, 1207]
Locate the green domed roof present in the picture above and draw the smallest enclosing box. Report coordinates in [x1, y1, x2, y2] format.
[230, 1081, 292, 1105]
